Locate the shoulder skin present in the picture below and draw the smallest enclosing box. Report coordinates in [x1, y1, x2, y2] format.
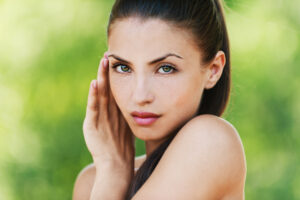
[132, 114, 247, 200]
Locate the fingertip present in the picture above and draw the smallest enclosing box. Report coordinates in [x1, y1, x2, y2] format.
[98, 58, 104, 73]
[92, 80, 97, 90]
[89, 80, 98, 96]
[103, 59, 109, 69]
[104, 51, 109, 59]
[86, 80, 98, 114]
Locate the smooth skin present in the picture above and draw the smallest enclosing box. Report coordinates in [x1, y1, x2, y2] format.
[73, 17, 246, 200]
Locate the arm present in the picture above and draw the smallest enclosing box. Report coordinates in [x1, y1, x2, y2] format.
[132, 114, 246, 199]
[89, 162, 132, 200]
[72, 165, 130, 200]
[72, 163, 130, 200]
[78, 52, 135, 199]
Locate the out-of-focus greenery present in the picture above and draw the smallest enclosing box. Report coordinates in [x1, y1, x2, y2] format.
[0, 0, 299, 199]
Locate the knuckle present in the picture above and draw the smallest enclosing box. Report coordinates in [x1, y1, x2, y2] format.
[87, 103, 98, 111]
[101, 95, 109, 102]
[97, 80, 106, 91]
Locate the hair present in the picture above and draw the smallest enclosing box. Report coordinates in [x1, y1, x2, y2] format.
[106, 0, 231, 199]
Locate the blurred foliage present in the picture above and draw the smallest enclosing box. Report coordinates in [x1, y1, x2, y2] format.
[0, 0, 299, 199]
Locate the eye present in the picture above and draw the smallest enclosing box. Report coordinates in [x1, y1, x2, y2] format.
[157, 64, 176, 74]
[112, 64, 131, 73]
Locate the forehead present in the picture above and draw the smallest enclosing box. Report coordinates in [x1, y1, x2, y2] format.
[108, 17, 200, 61]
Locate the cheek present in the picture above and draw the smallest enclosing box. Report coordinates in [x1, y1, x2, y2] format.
[155, 76, 203, 134]
[159, 76, 203, 110]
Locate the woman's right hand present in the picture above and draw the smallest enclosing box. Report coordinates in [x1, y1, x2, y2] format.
[82, 52, 135, 177]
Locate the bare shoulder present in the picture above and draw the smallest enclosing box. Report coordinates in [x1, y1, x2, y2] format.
[132, 114, 247, 200]
[185, 114, 245, 152]
[72, 156, 146, 200]
[184, 114, 247, 194]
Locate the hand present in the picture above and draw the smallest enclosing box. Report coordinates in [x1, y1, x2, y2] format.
[82, 52, 135, 179]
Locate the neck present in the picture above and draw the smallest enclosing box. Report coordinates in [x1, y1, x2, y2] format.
[144, 135, 171, 157]
[145, 140, 160, 157]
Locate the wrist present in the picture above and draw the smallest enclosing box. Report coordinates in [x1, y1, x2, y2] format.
[93, 156, 134, 173]
[90, 171, 131, 200]
[94, 161, 134, 182]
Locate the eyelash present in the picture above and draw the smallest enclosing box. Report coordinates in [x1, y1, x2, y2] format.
[111, 63, 178, 74]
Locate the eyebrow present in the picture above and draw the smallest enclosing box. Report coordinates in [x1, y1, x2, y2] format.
[107, 53, 183, 65]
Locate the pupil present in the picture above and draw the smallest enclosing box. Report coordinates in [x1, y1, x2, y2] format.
[122, 65, 129, 71]
[163, 66, 171, 72]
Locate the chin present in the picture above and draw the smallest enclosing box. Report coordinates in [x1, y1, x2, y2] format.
[132, 128, 164, 141]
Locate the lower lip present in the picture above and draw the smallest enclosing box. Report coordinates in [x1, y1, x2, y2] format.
[133, 116, 159, 125]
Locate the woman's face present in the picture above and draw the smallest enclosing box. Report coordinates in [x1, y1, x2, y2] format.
[107, 17, 209, 142]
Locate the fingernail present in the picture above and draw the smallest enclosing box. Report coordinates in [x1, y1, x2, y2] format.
[92, 80, 97, 89]
[103, 59, 108, 68]
[104, 52, 108, 59]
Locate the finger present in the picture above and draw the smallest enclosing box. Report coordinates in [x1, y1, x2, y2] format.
[97, 58, 107, 92]
[104, 51, 109, 59]
[124, 121, 135, 157]
[126, 121, 135, 146]
[108, 86, 118, 120]
[108, 89, 119, 134]
[98, 57, 109, 124]
[120, 110, 131, 143]
[83, 79, 99, 130]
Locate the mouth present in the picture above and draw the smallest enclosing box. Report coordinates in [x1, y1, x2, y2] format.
[131, 111, 161, 126]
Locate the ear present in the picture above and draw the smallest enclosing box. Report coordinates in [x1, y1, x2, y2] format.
[204, 51, 226, 90]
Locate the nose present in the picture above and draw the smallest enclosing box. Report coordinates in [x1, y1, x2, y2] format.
[132, 76, 154, 106]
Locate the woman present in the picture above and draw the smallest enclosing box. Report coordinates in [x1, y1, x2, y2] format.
[73, 0, 247, 199]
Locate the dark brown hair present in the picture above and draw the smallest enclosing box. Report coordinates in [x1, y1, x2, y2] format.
[106, 0, 231, 198]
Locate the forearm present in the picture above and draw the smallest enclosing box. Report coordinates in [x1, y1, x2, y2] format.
[90, 163, 132, 200]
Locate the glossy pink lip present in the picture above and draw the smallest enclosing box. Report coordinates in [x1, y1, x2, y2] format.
[131, 111, 161, 126]
[132, 116, 159, 125]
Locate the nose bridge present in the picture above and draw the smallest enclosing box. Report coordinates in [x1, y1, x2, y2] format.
[132, 73, 154, 105]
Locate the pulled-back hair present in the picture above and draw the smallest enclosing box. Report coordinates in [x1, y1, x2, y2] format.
[106, 0, 231, 198]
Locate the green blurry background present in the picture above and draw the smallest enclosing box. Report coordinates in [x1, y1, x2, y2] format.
[0, 0, 299, 199]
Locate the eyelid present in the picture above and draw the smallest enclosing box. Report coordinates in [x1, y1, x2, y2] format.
[158, 62, 176, 69]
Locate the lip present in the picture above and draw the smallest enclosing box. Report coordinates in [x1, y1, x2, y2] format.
[131, 111, 161, 118]
[131, 111, 161, 126]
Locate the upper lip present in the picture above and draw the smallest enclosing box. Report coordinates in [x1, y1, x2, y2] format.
[131, 111, 161, 118]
